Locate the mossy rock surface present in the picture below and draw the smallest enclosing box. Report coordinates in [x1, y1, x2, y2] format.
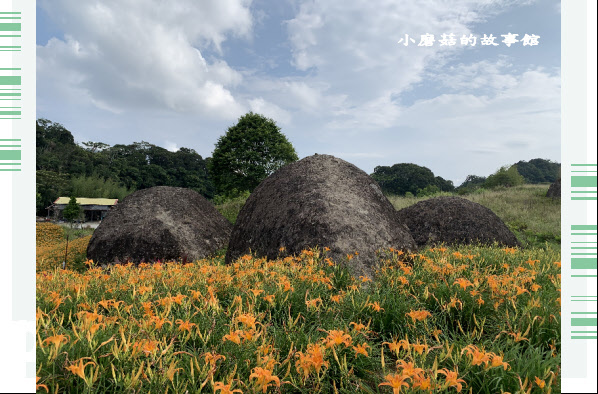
[87, 186, 231, 264]
[225, 154, 416, 278]
[397, 196, 521, 247]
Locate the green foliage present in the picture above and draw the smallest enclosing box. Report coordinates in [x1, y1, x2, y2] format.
[36, 170, 70, 215]
[371, 163, 440, 196]
[484, 165, 525, 189]
[515, 158, 560, 184]
[435, 175, 455, 192]
[213, 190, 251, 224]
[457, 174, 487, 194]
[210, 112, 298, 195]
[93, 142, 215, 197]
[36, 119, 94, 175]
[36, 119, 216, 215]
[62, 196, 82, 226]
[416, 184, 440, 197]
[70, 175, 134, 200]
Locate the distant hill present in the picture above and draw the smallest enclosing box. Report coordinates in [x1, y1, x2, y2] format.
[514, 158, 560, 184]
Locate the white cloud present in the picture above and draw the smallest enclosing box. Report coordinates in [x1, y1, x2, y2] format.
[282, 0, 533, 129]
[36, 0, 559, 186]
[37, 0, 252, 119]
[248, 98, 292, 125]
[164, 141, 179, 152]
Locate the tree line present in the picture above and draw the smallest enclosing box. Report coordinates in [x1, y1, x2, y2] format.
[36, 119, 214, 215]
[36, 114, 560, 216]
[371, 158, 560, 197]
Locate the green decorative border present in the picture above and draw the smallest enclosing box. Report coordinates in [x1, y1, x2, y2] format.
[571, 164, 598, 200]
[0, 139, 20, 171]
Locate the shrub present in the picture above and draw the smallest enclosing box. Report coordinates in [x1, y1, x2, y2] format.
[484, 165, 525, 188]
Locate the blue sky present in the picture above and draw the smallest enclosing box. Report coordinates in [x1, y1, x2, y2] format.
[36, 0, 561, 185]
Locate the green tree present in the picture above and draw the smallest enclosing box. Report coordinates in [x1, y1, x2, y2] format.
[210, 112, 298, 195]
[36, 170, 70, 216]
[484, 165, 525, 188]
[371, 163, 438, 196]
[62, 196, 82, 228]
[70, 175, 134, 200]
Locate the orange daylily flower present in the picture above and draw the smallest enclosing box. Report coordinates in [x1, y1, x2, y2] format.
[305, 297, 323, 309]
[249, 367, 280, 393]
[379, 373, 410, 393]
[205, 352, 226, 370]
[352, 343, 370, 357]
[412, 342, 428, 355]
[350, 321, 368, 332]
[490, 354, 510, 370]
[42, 334, 69, 353]
[307, 344, 328, 374]
[462, 345, 491, 366]
[534, 376, 546, 388]
[150, 316, 172, 330]
[223, 330, 242, 345]
[454, 278, 473, 290]
[249, 289, 264, 297]
[396, 360, 424, 378]
[296, 343, 329, 379]
[406, 310, 431, 322]
[214, 381, 243, 394]
[175, 319, 196, 332]
[65, 357, 96, 380]
[323, 329, 352, 348]
[328, 294, 342, 303]
[413, 375, 432, 390]
[368, 301, 384, 312]
[437, 368, 466, 392]
[509, 331, 529, 342]
[236, 313, 258, 329]
[171, 294, 187, 305]
[447, 296, 463, 310]
[262, 294, 275, 304]
[36, 377, 49, 393]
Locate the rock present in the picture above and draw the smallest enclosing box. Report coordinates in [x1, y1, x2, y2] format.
[396, 196, 520, 247]
[546, 178, 561, 199]
[87, 186, 231, 264]
[225, 154, 416, 278]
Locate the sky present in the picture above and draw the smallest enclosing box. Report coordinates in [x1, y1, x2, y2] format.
[36, 0, 561, 186]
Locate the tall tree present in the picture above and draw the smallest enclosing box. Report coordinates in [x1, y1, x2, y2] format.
[210, 112, 298, 196]
[371, 163, 439, 196]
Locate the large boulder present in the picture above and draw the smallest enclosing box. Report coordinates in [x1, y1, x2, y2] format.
[225, 154, 416, 278]
[87, 186, 231, 264]
[396, 196, 520, 247]
[546, 178, 561, 199]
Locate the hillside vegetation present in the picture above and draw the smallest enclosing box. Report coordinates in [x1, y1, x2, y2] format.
[387, 185, 560, 248]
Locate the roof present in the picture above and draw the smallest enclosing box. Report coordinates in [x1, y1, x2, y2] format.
[53, 197, 118, 206]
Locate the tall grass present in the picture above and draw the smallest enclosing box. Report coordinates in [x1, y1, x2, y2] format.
[214, 192, 250, 224]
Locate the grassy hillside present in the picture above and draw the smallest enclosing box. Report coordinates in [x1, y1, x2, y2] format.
[387, 185, 560, 247]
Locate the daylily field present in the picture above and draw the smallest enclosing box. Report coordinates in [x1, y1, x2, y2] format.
[36, 221, 561, 393]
